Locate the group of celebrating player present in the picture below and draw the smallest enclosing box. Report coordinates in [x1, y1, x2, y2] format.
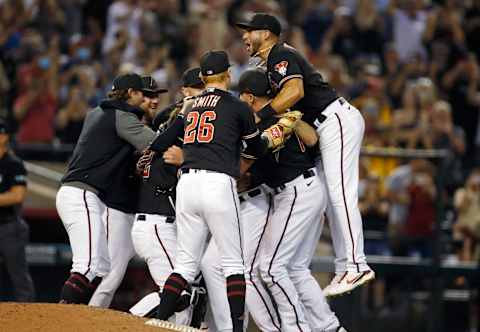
[56, 13, 375, 332]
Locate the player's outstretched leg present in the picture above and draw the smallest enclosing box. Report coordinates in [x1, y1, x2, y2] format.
[89, 208, 135, 307]
[315, 100, 375, 297]
[56, 186, 110, 304]
[288, 215, 341, 331]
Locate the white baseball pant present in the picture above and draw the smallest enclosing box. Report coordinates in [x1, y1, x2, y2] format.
[259, 169, 327, 332]
[129, 213, 191, 325]
[203, 181, 341, 332]
[201, 186, 278, 332]
[89, 207, 135, 307]
[56, 186, 110, 281]
[174, 170, 244, 283]
[314, 98, 370, 273]
[131, 214, 177, 289]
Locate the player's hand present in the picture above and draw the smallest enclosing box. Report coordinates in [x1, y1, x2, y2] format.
[163, 145, 184, 166]
[179, 96, 195, 115]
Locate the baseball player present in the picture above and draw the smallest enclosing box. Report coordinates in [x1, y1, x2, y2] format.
[236, 13, 374, 297]
[57, 73, 156, 304]
[155, 51, 296, 331]
[200, 69, 346, 332]
[239, 69, 343, 332]
[89, 76, 168, 308]
[129, 72, 205, 322]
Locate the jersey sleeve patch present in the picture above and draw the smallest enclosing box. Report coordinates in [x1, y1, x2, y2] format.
[274, 61, 289, 76]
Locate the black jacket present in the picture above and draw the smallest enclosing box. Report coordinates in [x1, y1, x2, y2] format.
[62, 99, 156, 198]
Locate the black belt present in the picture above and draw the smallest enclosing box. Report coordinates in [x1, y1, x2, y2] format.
[317, 97, 347, 124]
[273, 169, 316, 194]
[181, 168, 216, 174]
[137, 214, 175, 223]
[239, 188, 262, 203]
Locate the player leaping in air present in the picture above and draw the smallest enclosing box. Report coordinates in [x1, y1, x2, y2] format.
[236, 13, 375, 297]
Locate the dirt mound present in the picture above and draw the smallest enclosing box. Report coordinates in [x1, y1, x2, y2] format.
[0, 303, 171, 332]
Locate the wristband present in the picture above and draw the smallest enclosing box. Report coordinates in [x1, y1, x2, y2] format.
[257, 104, 276, 121]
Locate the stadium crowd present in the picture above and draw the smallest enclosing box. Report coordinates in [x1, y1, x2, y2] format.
[0, 0, 480, 267]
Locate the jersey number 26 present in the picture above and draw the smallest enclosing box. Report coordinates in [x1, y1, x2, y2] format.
[184, 111, 216, 144]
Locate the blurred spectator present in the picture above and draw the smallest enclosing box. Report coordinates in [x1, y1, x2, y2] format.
[359, 170, 390, 256]
[426, 101, 466, 191]
[453, 169, 480, 262]
[391, 77, 435, 148]
[321, 7, 360, 64]
[389, 0, 427, 63]
[29, 0, 67, 42]
[13, 47, 58, 144]
[300, 0, 335, 53]
[229, 41, 251, 89]
[56, 83, 88, 144]
[465, 0, 480, 60]
[402, 164, 436, 257]
[102, 0, 136, 55]
[441, 53, 479, 158]
[385, 159, 433, 248]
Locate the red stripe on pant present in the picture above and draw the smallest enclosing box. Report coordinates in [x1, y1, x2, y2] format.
[334, 113, 359, 273]
[82, 190, 92, 276]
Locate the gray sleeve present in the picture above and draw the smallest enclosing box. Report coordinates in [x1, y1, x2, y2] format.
[115, 110, 156, 151]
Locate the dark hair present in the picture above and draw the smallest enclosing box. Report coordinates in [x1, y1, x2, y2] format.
[107, 89, 129, 101]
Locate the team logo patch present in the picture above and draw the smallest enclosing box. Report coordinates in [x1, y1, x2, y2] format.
[274, 61, 289, 76]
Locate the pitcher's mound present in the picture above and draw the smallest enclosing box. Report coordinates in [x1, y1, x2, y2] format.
[0, 303, 175, 332]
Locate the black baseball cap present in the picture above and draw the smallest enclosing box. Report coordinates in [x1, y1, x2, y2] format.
[236, 13, 282, 36]
[200, 51, 231, 76]
[112, 73, 144, 91]
[182, 68, 204, 88]
[238, 69, 273, 97]
[142, 76, 168, 95]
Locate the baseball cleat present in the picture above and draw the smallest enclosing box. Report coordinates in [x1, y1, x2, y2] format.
[323, 270, 375, 298]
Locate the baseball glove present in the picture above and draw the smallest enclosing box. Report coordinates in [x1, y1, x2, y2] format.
[261, 111, 303, 149]
[276, 110, 303, 136]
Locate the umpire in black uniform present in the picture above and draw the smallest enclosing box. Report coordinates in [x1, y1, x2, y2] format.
[0, 120, 34, 301]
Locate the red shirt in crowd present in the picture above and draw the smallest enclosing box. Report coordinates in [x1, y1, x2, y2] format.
[405, 184, 435, 237]
[13, 92, 57, 143]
